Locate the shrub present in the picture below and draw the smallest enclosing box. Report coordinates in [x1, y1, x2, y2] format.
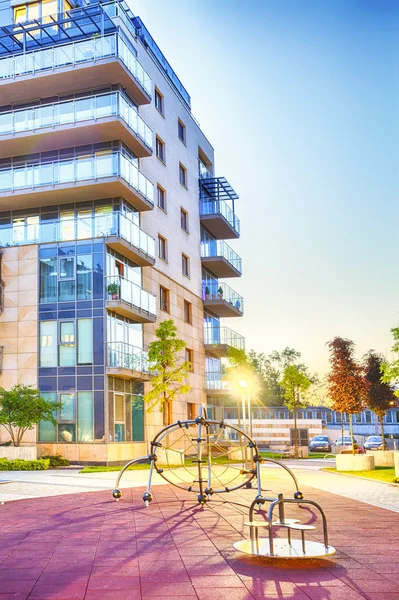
[0, 458, 50, 471]
[41, 455, 70, 467]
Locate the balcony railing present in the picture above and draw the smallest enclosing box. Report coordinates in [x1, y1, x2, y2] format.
[106, 275, 156, 317]
[0, 151, 154, 204]
[0, 33, 152, 99]
[0, 211, 155, 259]
[204, 326, 245, 350]
[205, 371, 228, 391]
[200, 240, 242, 274]
[199, 199, 240, 236]
[0, 90, 153, 150]
[202, 281, 243, 312]
[107, 341, 149, 375]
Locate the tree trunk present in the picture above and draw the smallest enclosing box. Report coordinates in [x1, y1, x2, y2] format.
[293, 408, 299, 459]
[349, 413, 355, 455]
[380, 415, 386, 450]
[341, 415, 344, 445]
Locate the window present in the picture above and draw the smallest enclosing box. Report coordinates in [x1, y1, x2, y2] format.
[158, 235, 167, 261]
[78, 319, 93, 365]
[160, 286, 169, 312]
[77, 392, 94, 442]
[59, 393, 76, 443]
[155, 88, 164, 115]
[180, 208, 188, 232]
[40, 321, 57, 367]
[183, 300, 192, 324]
[13, 0, 71, 24]
[187, 402, 196, 420]
[59, 321, 76, 367]
[182, 253, 190, 277]
[178, 119, 186, 144]
[156, 137, 165, 163]
[365, 411, 372, 423]
[179, 163, 187, 187]
[157, 185, 166, 211]
[132, 396, 145, 441]
[114, 394, 125, 442]
[185, 348, 193, 372]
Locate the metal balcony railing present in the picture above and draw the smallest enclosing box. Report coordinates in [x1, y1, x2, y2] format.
[0, 33, 152, 99]
[204, 326, 245, 350]
[107, 342, 149, 375]
[0, 90, 153, 150]
[202, 281, 243, 312]
[0, 151, 154, 205]
[199, 198, 240, 236]
[200, 239, 242, 274]
[0, 211, 155, 260]
[106, 275, 156, 317]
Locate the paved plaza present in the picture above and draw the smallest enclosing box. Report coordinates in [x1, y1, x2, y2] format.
[1, 466, 399, 600]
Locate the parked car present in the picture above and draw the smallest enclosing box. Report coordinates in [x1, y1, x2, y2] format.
[335, 436, 358, 446]
[308, 436, 332, 453]
[363, 436, 383, 450]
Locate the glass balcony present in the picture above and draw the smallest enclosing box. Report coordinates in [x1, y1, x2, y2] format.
[204, 326, 245, 356]
[200, 198, 240, 239]
[200, 239, 242, 278]
[205, 372, 229, 393]
[107, 342, 149, 378]
[0, 33, 152, 105]
[0, 91, 153, 156]
[202, 281, 243, 317]
[0, 151, 154, 211]
[0, 211, 155, 266]
[106, 275, 156, 323]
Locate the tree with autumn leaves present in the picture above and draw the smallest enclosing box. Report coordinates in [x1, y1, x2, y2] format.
[326, 337, 369, 455]
[364, 350, 396, 450]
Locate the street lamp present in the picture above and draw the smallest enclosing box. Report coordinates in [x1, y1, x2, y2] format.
[238, 379, 248, 438]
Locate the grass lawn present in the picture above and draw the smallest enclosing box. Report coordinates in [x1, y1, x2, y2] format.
[323, 466, 398, 484]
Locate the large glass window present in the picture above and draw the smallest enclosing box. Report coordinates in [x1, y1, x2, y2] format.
[77, 254, 93, 300]
[38, 393, 57, 442]
[77, 392, 93, 442]
[40, 321, 57, 367]
[40, 256, 57, 302]
[60, 393, 75, 422]
[132, 396, 144, 441]
[114, 394, 125, 442]
[59, 322, 75, 367]
[78, 319, 93, 365]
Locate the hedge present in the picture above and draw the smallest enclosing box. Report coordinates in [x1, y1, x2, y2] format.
[41, 455, 70, 467]
[0, 458, 50, 471]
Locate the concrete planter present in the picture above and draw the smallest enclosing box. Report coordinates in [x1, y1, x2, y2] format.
[394, 452, 399, 478]
[336, 454, 374, 472]
[366, 450, 394, 467]
[0, 446, 37, 460]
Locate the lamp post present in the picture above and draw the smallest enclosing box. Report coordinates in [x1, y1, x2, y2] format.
[238, 379, 252, 473]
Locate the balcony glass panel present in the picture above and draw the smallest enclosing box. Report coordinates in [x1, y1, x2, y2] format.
[200, 239, 242, 274]
[200, 198, 240, 236]
[204, 325, 245, 350]
[0, 33, 151, 100]
[106, 275, 156, 317]
[0, 212, 155, 260]
[205, 372, 228, 391]
[0, 91, 153, 150]
[202, 281, 243, 312]
[0, 151, 154, 204]
[107, 341, 149, 374]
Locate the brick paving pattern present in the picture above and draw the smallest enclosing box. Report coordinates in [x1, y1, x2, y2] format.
[1, 476, 399, 600]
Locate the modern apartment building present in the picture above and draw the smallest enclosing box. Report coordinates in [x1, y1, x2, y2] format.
[0, 0, 244, 463]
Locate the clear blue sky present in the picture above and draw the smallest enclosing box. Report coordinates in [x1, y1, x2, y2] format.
[131, 0, 399, 375]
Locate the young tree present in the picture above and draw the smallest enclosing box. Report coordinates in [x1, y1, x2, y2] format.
[279, 365, 312, 458]
[326, 337, 369, 455]
[381, 328, 399, 397]
[364, 350, 396, 450]
[144, 319, 190, 425]
[0, 385, 60, 447]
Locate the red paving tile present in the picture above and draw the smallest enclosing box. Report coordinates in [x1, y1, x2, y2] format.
[1, 482, 399, 600]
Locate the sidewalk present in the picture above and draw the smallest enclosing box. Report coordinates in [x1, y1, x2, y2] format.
[1, 474, 399, 600]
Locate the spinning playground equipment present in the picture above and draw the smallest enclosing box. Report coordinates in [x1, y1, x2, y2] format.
[112, 410, 336, 559]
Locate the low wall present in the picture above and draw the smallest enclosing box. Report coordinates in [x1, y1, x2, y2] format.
[37, 442, 148, 465]
[394, 452, 399, 478]
[366, 450, 394, 467]
[0, 446, 37, 460]
[336, 454, 375, 472]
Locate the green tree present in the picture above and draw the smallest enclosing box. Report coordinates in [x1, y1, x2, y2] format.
[144, 319, 190, 425]
[381, 328, 399, 397]
[279, 365, 312, 457]
[364, 350, 396, 450]
[327, 337, 369, 455]
[0, 385, 60, 447]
